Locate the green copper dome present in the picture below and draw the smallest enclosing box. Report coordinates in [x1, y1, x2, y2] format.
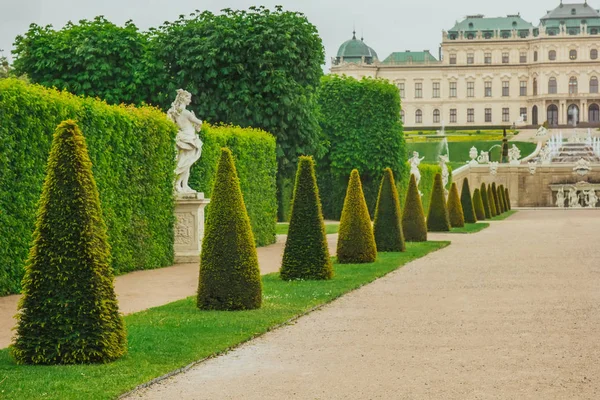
[335, 32, 378, 64]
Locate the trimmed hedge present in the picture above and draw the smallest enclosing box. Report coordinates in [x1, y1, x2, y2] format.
[460, 178, 476, 223]
[12, 120, 126, 365]
[197, 148, 262, 310]
[190, 123, 277, 247]
[373, 168, 406, 252]
[280, 156, 333, 280]
[337, 170, 377, 264]
[402, 174, 427, 242]
[427, 173, 451, 232]
[491, 183, 501, 214]
[481, 183, 492, 219]
[506, 188, 512, 210]
[501, 185, 510, 211]
[488, 184, 497, 217]
[498, 185, 506, 214]
[0, 79, 176, 296]
[473, 189, 486, 221]
[447, 182, 465, 228]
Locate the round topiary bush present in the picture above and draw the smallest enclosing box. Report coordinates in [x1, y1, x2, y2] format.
[447, 182, 465, 228]
[472, 188, 485, 221]
[505, 187, 512, 210]
[281, 156, 333, 280]
[488, 184, 497, 217]
[481, 183, 491, 219]
[491, 182, 501, 214]
[11, 120, 127, 365]
[460, 178, 476, 223]
[337, 169, 377, 263]
[427, 173, 450, 232]
[373, 168, 406, 252]
[198, 148, 262, 310]
[402, 174, 427, 242]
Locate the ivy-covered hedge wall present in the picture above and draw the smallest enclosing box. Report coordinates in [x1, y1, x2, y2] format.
[316, 75, 406, 219]
[190, 124, 277, 247]
[0, 79, 176, 296]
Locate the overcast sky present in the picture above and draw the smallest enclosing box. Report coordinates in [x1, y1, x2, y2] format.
[0, 0, 577, 69]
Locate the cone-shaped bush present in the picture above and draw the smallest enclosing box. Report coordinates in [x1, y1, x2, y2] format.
[498, 185, 506, 213]
[473, 189, 486, 221]
[11, 120, 126, 365]
[488, 184, 497, 217]
[481, 183, 492, 219]
[491, 182, 501, 214]
[496, 184, 504, 214]
[501, 186, 509, 211]
[402, 174, 427, 242]
[505, 188, 512, 210]
[198, 148, 262, 310]
[447, 182, 465, 228]
[281, 156, 333, 280]
[337, 169, 377, 263]
[460, 178, 476, 223]
[427, 173, 451, 232]
[373, 168, 406, 252]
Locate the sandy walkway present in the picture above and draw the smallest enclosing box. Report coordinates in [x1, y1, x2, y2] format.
[0, 234, 338, 349]
[130, 210, 600, 400]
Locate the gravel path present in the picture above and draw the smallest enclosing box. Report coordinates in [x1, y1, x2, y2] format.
[129, 210, 600, 400]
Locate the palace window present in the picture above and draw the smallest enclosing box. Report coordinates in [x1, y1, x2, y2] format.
[467, 53, 474, 64]
[549, 77, 557, 94]
[433, 82, 440, 98]
[433, 109, 441, 123]
[415, 82, 423, 98]
[520, 52, 527, 63]
[520, 81, 527, 96]
[485, 108, 492, 122]
[467, 82, 475, 97]
[570, 49, 578, 60]
[520, 107, 527, 122]
[467, 108, 475, 122]
[449, 82, 457, 98]
[569, 77, 578, 94]
[502, 81, 510, 97]
[534, 51, 538, 62]
[484, 52, 492, 64]
[485, 81, 492, 97]
[591, 77, 599, 93]
[449, 54, 457, 64]
[398, 83, 405, 98]
[415, 109, 423, 123]
[502, 52, 509, 63]
[502, 108, 510, 122]
[450, 109, 457, 123]
[591, 49, 598, 60]
[549, 50, 556, 61]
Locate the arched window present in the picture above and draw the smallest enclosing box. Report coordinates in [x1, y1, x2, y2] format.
[549, 77, 557, 94]
[415, 109, 423, 123]
[591, 77, 599, 93]
[591, 49, 598, 60]
[589, 104, 600, 123]
[547, 104, 559, 126]
[570, 49, 578, 60]
[534, 51, 538, 62]
[533, 78, 538, 96]
[549, 50, 556, 61]
[433, 109, 441, 123]
[569, 77, 578, 94]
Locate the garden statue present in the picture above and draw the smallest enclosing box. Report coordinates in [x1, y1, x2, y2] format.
[409, 151, 425, 187]
[528, 161, 537, 175]
[468, 146, 478, 166]
[568, 187, 581, 208]
[508, 144, 521, 165]
[477, 151, 489, 164]
[585, 189, 599, 208]
[540, 144, 552, 165]
[439, 154, 449, 195]
[556, 186, 565, 208]
[536, 125, 549, 137]
[168, 89, 203, 193]
[489, 161, 499, 176]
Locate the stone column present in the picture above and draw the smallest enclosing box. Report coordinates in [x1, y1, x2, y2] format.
[174, 192, 210, 264]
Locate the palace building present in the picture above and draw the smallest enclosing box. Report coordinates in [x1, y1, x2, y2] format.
[330, 2, 600, 129]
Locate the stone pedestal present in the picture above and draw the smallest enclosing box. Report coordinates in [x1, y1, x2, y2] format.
[174, 192, 210, 264]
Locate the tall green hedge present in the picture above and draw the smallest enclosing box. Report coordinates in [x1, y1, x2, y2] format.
[447, 182, 465, 228]
[427, 174, 451, 232]
[402, 174, 427, 242]
[472, 189, 486, 221]
[0, 79, 176, 296]
[481, 183, 492, 219]
[189, 124, 277, 246]
[460, 178, 476, 224]
[373, 168, 405, 252]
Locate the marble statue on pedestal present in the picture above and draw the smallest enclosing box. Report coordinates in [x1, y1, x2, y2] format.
[568, 187, 581, 208]
[439, 154, 449, 195]
[556, 186, 565, 208]
[508, 144, 521, 165]
[409, 151, 425, 187]
[168, 89, 203, 193]
[585, 190, 598, 208]
[468, 146, 478, 166]
[540, 144, 552, 165]
[536, 125, 548, 137]
[477, 151, 489, 164]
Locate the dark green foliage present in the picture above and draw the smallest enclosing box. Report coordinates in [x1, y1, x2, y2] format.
[505, 188, 512, 210]
[447, 182, 465, 228]
[501, 185, 510, 211]
[317, 75, 406, 219]
[402, 174, 427, 242]
[492, 183, 501, 214]
[472, 189, 486, 221]
[197, 148, 262, 310]
[337, 170, 377, 263]
[460, 178, 477, 223]
[280, 156, 333, 280]
[488, 184, 497, 217]
[498, 185, 506, 214]
[427, 174, 451, 232]
[190, 124, 277, 246]
[481, 183, 492, 219]
[0, 79, 176, 296]
[502, 131, 509, 163]
[373, 168, 406, 252]
[11, 120, 126, 365]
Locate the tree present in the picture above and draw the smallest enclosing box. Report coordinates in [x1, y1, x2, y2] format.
[472, 188, 485, 221]
[460, 178, 476, 223]
[427, 173, 450, 232]
[492, 183, 502, 214]
[280, 156, 333, 280]
[337, 169, 377, 263]
[0, 54, 10, 79]
[373, 168, 405, 252]
[197, 148, 262, 310]
[488, 184, 497, 217]
[505, 187, 512, 210]
[481, 183, 492, 219]
[501, 185, 510, 211]
[11, 120, 126, 365]
[497, 185, 506, 213]
[447, 182, 465, 228]
[402, 174, 427, 242]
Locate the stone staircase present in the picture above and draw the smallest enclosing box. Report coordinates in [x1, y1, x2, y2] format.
[552, 143, 600, 163]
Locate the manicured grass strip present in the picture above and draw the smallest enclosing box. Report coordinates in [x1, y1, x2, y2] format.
[450, 223, 489, 234]
[0, 241, 449, 400]
[489, 210, 518, 221]
[276, 222, 339, 235]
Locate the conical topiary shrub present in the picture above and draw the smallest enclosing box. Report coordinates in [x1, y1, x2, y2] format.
[402, 174, 427, 242]
[427, 173, 450, 232]
[501, 185, 509, 211]
[11, 120, 126, 365]
[198, 148, 262, 310]
[473, 188, 485, 221]
[505, 188, 512, 210]
[481, 183, 491, 219]
[447, 182, 465, 228]
[491, 182, 501, 214]
[498, 185, 506, 213]
[488, 184, 497, 217]
[373, 168, 405, 252]
[460, 178, 476, 223]
[281, 156, 333, 280]
[337, 169, 377, 263]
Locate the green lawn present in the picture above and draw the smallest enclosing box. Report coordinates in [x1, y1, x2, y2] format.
[0, 241, 449, 400]
[407, 141, 536, 165]
[450, 222, 490, 234]
[490, 210, 518, 221]
[276, 222, 339, 235]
